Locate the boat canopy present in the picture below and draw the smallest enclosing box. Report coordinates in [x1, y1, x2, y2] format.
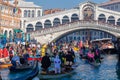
[90, 38, 112, 43]
[0, 34, 6, 38]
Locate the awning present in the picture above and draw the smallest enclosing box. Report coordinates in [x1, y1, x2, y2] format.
[14, 29, 23, 33]
[0, 34, 6, 38]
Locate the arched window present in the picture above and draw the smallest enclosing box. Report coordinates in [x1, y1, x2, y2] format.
[107, 16, 115, 25]
[98, 14, 106, 22]
[37, 10, 41, 17]
[32, 10, 34, 17]
[53, 18, 60, 26]
[62, 16, 69, 24]
[26, 24, 34, 32]
[35, 22, 42, 31]
[4, 30, 7, 38]
[24, 10, 27, 17]
[44, 20, 52, 28]
[117, 18, 120, 26]
[71, 14, 79, 22]
[28, 10, 31, 17]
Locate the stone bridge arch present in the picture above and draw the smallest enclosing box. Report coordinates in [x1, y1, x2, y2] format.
[32, 21, 120, 45]
[51, 28, 117, 43]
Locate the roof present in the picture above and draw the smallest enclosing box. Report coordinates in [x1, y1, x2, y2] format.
[99, 0, 120, 6]
[0, 1, 15, 7]
[79, 1, 97, 7]
[9, 0, 41, 8]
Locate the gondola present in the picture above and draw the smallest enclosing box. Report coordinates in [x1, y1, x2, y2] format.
[0, 63, 12, 69]
[91, 38, 116, 54]
[9, 60, 37, 72]
[89, 61, 101, 66]
[38, 63, 78, 79]
[1, 61, 39, 80]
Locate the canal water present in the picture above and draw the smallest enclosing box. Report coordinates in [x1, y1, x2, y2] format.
[1, 54, 120, 80]
[37, 54, 120, 80]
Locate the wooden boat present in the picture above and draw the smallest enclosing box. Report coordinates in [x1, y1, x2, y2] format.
[80, 54, 88, 60]
[38, 63, 78, 79]
[91, 38, 116, 54]
[89, 61, 101, 66]
[1, 61, 39, 80]
[9, 61, 37, 72]
[0, 63, 12, 69]
[0, 57, 12, 69]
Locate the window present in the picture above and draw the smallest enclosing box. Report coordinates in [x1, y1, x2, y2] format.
[28, 10, 31, 17]
[24, 10, 27, 17]
[107, 7, 110, 9]
[32, 10, 34, 17]
[82, 31, 84, 35]
[74, 37, 76, 40]
[111, 6, 114, 10]
[94, 32, 96, 36]
[85, 31, 87, 35]
[37, 10, 41, 17]
[115, 5, 118, 9]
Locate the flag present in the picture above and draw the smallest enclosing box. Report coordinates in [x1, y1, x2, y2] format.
[13, 7, 21, 14]
[18, 8, 21, 14]
[13, 7, 17, 13]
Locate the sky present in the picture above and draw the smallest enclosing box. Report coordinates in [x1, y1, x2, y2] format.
[26, 0, 109, 10]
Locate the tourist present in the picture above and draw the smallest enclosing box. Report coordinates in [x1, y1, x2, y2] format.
[94, 49, 101, 63]
[65, 51, 74, 70]
[87, 50, 95, 62]
[41, 53, 51, 73]
[59, 49, 65, 67]
[11, 54, 21, 67]
[54, 55, 61, 74]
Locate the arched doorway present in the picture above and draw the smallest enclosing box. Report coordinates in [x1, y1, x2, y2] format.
[71, 14, 79, 22]
[62, 16, 69, 24]
[117, 18, 120, 26]
[98, 14, 106, 23]
[107, 16, 115, 25]
[35, 22, 42, 31]
[44, 20, 52, 28]
[26, 24, 34, 32]
[4, 30, 7, 38]
[53, 18, 60, 26]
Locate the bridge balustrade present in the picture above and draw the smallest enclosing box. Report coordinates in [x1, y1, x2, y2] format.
[29, 20, 120, 37]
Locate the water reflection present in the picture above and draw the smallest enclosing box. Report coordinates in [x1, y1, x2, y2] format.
[116, 57, 120, 80]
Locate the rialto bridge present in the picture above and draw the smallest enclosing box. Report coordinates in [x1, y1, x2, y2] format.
[25, 1, 120, 44]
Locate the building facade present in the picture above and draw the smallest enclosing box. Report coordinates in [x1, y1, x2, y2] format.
[0, 0, 21, 38]
[99, 0, 120, 12]
[10, 0, 43, 32]
[58, 30, 117, 43]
